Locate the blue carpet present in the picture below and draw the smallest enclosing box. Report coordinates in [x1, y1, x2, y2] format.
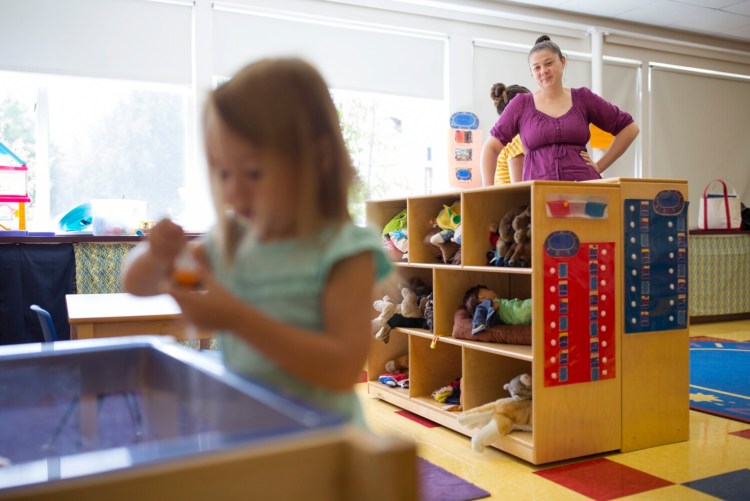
[689, 340, 750, 424]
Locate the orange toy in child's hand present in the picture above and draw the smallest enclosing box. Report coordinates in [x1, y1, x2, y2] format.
[172, 246, 202, 288]
[172, 269, 201, 288]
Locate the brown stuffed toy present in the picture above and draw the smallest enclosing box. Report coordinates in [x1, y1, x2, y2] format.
[506, 206, 531, 267]
[490, 205, 528, 266]
[424, 224, 460, 264]
[456, 374, 532, 452]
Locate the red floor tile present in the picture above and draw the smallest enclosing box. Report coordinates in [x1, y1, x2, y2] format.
[730, 428, 750, 440]
[534, 457, 673, 500]
[395, 409, 439, 428]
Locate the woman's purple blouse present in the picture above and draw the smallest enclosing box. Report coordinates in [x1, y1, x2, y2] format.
[489, 87, 634, 181]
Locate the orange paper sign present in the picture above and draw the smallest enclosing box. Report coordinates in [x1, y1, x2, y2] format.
[589, 124, 614, 149]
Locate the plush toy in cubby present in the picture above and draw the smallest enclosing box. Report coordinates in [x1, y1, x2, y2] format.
[488, 204, 531, 267]
[457, 373, 532, 453]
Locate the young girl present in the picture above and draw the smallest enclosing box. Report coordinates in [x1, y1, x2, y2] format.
[121, 57, 392, 426]
[481, 83, 530, 186]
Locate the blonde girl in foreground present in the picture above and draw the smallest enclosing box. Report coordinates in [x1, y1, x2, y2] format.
[122, 58, 392, 426]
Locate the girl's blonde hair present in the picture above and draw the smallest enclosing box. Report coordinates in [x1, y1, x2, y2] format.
[206, 57, 354, 260]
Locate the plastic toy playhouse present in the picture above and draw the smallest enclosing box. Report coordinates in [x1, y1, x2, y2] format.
[0, 142, 31, 231]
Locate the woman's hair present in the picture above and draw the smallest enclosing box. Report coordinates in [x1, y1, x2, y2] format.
[205, 57, 354, 260]
[529, 34, 565, 61]
[490, 83, 531, 115]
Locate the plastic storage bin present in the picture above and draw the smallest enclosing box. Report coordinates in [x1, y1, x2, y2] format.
[0, 336, 344, 495]
[91, 199, 147, 236]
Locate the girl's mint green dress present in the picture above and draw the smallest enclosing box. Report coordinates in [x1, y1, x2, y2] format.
[205, 222, 392, 426]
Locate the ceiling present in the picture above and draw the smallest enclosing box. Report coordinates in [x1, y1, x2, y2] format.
[496, 0, 750, 45]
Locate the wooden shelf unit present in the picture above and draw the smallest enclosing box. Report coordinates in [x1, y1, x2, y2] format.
[366, 179, 689, 465]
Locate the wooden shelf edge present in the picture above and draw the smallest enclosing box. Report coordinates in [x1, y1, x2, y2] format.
[391, 328, 533, 361]
[367, 381, 410, 399]
[367, 385, 536, 463]
[460, 265, 533, 275]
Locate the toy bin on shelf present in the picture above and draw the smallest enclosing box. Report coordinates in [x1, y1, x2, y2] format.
[91, 198, 147, 236]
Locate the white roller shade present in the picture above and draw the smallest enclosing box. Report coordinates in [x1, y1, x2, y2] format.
[212, 8, 446, 99]
[650, 65, 750, 228]
[601, 61, 640, 179]
[0, 0, 192, 84]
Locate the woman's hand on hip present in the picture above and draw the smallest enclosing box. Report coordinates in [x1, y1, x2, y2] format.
[580, 149, 600, 173]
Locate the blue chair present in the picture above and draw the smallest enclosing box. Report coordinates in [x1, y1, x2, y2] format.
[30, 304, 58, 342]
[29, 304, 143, 447]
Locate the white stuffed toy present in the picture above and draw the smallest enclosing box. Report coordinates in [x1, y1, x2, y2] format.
[456, 373, 532, 453]
[398, 288, 421, 318]
[372, 296, 397, 341]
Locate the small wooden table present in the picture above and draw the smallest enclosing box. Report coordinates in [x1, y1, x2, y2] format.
[66, 293, 213, 349]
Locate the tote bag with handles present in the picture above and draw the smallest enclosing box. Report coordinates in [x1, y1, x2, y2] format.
[698, 179, 742, 230]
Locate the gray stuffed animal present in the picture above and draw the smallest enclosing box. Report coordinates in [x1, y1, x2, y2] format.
[504, 373, 532, 400]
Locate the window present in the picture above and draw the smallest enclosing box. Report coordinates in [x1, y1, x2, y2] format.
[47, 77, 191, 223]
[332, 89, 447, 224]
[1, 72, 193, 230]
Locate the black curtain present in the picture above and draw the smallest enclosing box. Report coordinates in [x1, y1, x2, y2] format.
[0, 244, 75, 344]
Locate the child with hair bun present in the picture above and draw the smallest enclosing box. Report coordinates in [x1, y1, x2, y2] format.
[482, 83, 531, 185]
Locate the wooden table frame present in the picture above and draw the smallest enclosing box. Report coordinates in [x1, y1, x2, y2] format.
[66, 293, 212, 349]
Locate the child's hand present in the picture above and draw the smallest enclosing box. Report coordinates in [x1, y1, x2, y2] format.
[168, 272, 243, 332]
[172, 242, 207, 289]
[147, 219, 186, 264]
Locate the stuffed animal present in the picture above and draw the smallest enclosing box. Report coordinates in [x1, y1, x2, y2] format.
[488, 205, 531, 267]
[372, 296, 397, 341]
[425, 201, 462, 264]
[384, 229, 408, 261]
[456, 373, 532, 453]
[422, 292, 434, 332]
[490, 205, 527, 266]
[425, 224, 460, 264]
[372, 288, 425, 342]
[452, 223, 463, 245]
[506, 206, 531, 267]
[381, 209, 408, 261]
[504, 373, 532, 400]
[507, 226, 531, 267]
[399, 288, 421, 318]
[385, 354, 409, 374]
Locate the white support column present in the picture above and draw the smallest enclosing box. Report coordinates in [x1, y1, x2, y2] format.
[187, 0, 214, 228]
[589, 27, 604, 96]
[34, 86, 50, 228]
[588, 27, 605, 162]
[448, 33, 474, 114]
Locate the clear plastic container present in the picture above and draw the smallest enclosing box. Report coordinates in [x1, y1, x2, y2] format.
[91, 199, 147, 236]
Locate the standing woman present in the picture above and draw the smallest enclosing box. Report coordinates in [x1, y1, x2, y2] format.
[481, 83, 530, 186]
[480, 35, 639, 181]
